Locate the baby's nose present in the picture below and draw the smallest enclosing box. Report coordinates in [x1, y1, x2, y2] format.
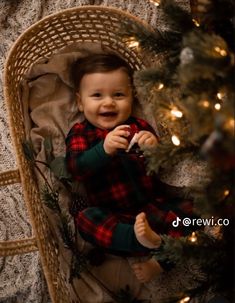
[103, 96, 115, 105]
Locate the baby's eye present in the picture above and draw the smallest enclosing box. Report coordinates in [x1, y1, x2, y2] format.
[91, 93, 102, 98]
[114, 92, 125, 98]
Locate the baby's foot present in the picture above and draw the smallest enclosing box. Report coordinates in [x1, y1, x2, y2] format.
[132, 258, 163, 283]
[134, 212, 161, 249]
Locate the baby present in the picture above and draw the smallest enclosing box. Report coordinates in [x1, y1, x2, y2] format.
[66, 53, 167, 282]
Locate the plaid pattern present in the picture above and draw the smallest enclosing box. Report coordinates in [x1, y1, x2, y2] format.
[76, 203, 163, 249]
[66, 116, 157, 210]
[66, 117, 194, 250]
[76, 200, 194, 249]
[76, 207, 118, 247]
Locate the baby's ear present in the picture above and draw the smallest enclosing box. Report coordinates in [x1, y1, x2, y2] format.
[76, 93, 83, 112]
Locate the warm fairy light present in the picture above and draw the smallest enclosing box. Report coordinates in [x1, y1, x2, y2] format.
[149, 0, 161, 6]
[157, 83, 164, 90]
[179, 297, 190, 303]
[200, 100, 210, 108]
[225, 118, 235, 132]
[152, 83, 164, 92]
[171, 108, 183, 118]
[125, 37, 140, 49]
[214, 103, 221, 111]
[224, 189, 230, 197]
[214, 46, 227, 57]
[227, 119, 235, 129]
[192, 18, 200, 27]
[189, 232, 197, 243]
[188, 232, 197, 243]
[217, 92, 223, 100]
[217, 93, 222, 99]
[171, 135, 180, 146]
[151, 83, 164, 92]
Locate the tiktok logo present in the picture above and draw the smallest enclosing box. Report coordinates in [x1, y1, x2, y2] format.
[172, 217, 181, 227]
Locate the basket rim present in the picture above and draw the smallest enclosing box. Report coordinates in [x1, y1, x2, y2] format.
[4, 5, 154, 74]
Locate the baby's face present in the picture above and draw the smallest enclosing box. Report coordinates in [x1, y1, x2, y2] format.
[77, 68, 133, 130]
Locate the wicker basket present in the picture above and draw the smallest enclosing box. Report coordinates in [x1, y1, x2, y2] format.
[3, 6, 155, 303]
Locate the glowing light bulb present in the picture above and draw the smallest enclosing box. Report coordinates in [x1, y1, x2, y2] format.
[171, 135, 180, 146]
[217, 92, 224, 100]
[214, 46, 227, 57]
[192, 19, 200, 27]
[225, 118, 235, 132]
[228, 119, 234, 128]
[180, 297, 191, 303]
[149, 0, 161, 6]
[171, 108, 183, 118]
[214, 103, 221, 110]
[125, 37, 139, 49]
[188, 232, 197, 243]
[224, 190, 230, 197]
[220, 50, 227, 56]
[152, 83, 164, 92]
[199, 100, 210, 108]
[157, 83, 164, 90]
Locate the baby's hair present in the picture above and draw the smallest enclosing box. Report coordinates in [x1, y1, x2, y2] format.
[71, 53, 134, 91]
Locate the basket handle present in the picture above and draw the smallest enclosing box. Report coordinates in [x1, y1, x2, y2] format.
[0, 169, 21, 187]
[0, 237, 38, 257]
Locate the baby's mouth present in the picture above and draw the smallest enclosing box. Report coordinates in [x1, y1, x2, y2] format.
[99, 112, 117, 117]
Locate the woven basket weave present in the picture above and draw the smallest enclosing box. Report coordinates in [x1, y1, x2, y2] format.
[3, 6, 155, 303]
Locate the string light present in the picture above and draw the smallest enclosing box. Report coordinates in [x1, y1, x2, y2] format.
[228, 119, 235, 129]
[217, 93, 222, 99]
[199, 100, 210, 108]
[152, 83, 164, 92]
[125, 37, 140, 49]
[224, 189, 230, 197]
[224, 118, 235, 132]
[214, 103, 221, 111]
[149, 0, 161, 6]
[217, 92, 225, 100]
[192, 18, 200, 27]
[188, 232, 197, 243]
[214, 46, 227, 57]
[157, 83, 164, 90]
[179, 296, 190, 303]
[171, 107, 183, 118]
[171, 135, 180, 146]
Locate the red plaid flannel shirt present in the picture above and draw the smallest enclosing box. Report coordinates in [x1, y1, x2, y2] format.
[65, 117, 195, 248]
[65, 116, 158, 210]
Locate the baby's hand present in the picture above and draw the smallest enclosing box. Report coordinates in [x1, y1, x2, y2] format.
[103, 125, 130, 155]
[136, 131, 158, 149]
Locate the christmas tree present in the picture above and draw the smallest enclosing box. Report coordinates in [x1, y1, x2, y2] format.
[122, 0, 235, 302]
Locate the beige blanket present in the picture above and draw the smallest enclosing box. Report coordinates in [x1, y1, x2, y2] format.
[21, 41, 201, 303]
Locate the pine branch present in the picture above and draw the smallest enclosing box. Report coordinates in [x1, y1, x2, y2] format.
[41, 185, 61, 212]
[144, 140, 197, 175]
[59, 212, 75, 249]
[44, 136, 54, 164]
[22, 140, 54, 192]
[160, 0, 194, 32]
[120, 20, 176, 55]
[179, 31, 232, 84]
[152, 231, 232, 299]
[193, 0, 235, 51]
[134, 66, 177, 89]
[69, 252, 88, 281]
[34, 164, 54, 192]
